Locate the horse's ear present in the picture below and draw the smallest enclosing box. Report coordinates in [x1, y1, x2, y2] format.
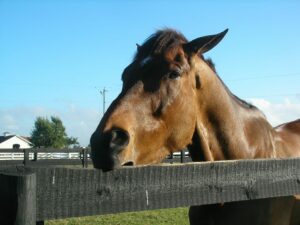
[136, 43, 141, 51]
[183, 29, 228, 55]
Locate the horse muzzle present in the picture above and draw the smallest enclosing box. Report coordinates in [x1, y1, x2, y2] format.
[90, 128, 130, 171]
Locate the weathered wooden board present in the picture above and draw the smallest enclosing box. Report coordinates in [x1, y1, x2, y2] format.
[0, 158, 300, 221]
[1, 157, 300, 222]
[0, 169, 36, 225]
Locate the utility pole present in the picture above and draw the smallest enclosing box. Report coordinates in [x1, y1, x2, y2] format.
[100, 87, 107, 116]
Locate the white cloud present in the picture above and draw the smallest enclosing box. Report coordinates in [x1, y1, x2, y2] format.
[248, 98, 300, 126]
[58, 105, 100, 146]
[0, 114, 19, 131]
[0, 106, 101, 147]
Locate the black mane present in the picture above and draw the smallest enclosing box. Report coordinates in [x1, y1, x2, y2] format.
[204, 59, 256, 110]
[134, 29, 187, 60]
[214, 71, 257, 110]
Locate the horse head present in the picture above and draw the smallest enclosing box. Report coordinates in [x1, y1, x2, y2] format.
[90, 29, 228, 171]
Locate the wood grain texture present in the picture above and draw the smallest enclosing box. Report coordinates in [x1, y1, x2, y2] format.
[0, 168, 36, 225]
[31, 157, 300, 221]
[1, 158, 300, 222]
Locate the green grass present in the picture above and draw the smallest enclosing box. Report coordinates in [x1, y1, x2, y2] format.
[46, 207, 189, 225]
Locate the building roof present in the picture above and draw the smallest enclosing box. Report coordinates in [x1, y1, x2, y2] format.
[0, 135, 32, 145]
[0, 135, 13, 143]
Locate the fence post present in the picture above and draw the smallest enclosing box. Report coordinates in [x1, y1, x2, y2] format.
[82, 148, 88, 168]
[169, 153, 174, 164]
[0, 169, 37, 225]
[24, 149, 30, 166]
[81, 149, 83, 168]
[85, 148, 88, 168]
[34, 149, 38, 161]
[180, 150, 184, 163]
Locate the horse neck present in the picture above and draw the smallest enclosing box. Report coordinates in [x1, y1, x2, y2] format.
[194, 70, 277, 161]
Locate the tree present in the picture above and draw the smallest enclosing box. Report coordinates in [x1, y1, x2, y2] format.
[31, 116, 79, 148]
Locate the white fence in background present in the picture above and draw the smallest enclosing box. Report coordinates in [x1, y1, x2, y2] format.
[0, 152, 80, 160]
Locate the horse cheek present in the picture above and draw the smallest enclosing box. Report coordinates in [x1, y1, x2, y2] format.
[167, 96, 197, 151]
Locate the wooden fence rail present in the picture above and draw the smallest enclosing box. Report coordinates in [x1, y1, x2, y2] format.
[1, 157, 300, 225]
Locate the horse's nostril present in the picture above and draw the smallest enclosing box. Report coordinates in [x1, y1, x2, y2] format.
[109, 128, 129, 151]
[122, 161, 134, 166]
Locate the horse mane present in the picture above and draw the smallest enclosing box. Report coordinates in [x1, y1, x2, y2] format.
[204, 58, 257, 110]
[204, 58, 217, 73]
[214, 67, 257, 110]
[134, 29, 187, 60]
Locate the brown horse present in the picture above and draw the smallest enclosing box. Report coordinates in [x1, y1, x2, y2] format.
[90, 29, 300, 224]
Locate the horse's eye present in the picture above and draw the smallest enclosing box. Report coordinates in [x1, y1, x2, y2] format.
[168, 70, 181, 79]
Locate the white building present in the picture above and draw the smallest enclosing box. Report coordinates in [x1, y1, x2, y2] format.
[0, 134, 32, 149]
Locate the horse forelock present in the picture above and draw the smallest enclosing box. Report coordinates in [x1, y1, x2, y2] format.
[134, 29, 188, 62]
[122, 29, 188, 83]
[132, 29, 219, 74]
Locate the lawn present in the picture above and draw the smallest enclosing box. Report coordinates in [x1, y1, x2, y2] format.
[46, 207, 189, 225]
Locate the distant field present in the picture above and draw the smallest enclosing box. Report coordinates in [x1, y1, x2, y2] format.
[46, 207, 189, 225]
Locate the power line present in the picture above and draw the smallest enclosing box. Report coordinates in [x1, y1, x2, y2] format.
[244, 93, 300, 99]
[1, 72, 300, 88]
[226, 72, 300, 82]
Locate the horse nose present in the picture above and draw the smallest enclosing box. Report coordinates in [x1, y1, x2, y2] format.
[90, 128, 130, 171]
[109, 128, 130, 152]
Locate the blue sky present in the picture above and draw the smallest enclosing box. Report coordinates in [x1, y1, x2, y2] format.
[1, 0, 300, 146]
